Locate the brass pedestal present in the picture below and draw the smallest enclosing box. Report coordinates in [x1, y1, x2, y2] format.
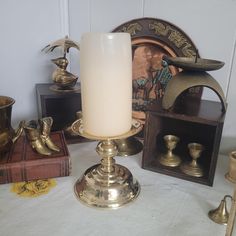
[180, 161, 204, 177]
[159, 153, 181, 167]
[72, 119, 143, 209]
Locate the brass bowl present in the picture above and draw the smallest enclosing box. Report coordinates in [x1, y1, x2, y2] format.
[163, 55, 224, 71]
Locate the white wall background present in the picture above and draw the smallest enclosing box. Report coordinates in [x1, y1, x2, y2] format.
[0, 0, 236, 152]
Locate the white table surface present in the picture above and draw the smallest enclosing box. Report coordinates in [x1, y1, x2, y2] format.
[0, 141, 235, 236]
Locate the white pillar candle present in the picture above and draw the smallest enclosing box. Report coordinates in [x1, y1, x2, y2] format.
[80, 32, 132, 137]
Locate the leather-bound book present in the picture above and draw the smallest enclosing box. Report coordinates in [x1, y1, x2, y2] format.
[0, 131, 70, 184]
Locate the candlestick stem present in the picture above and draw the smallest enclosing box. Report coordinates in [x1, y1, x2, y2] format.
[96, 140, 116, 173]
[225, 187, 236, 236]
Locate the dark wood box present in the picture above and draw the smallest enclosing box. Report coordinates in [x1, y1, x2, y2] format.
[142, 99, 225, 186]
[36, 83, 86, 143]
[36, 83, 82, 131]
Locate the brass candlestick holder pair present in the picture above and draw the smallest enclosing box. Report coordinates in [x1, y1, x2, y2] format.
[158, 135, 205, 177]
[71, 118, 143, 209]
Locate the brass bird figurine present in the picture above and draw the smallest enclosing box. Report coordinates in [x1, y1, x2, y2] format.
[51, 57, 78, 89]
[42, 36, 79, 91]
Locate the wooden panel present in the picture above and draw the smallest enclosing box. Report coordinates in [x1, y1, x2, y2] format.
[68, 0, 90, 76]
[90, 0, 143, 32]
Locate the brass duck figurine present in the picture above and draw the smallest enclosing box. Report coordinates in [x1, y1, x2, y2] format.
[51, 57, 78, 89]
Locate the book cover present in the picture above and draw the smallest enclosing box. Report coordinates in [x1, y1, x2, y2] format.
[0, 131, 70, 184]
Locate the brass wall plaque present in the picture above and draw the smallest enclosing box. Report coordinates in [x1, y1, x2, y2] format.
[113, 18, 201, 122]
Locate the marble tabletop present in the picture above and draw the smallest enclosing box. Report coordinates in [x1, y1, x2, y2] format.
[0, 141, 235, 236]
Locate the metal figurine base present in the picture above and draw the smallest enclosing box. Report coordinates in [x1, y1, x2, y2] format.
[71, 119, 143, 209]
[50, 84, 80, 93]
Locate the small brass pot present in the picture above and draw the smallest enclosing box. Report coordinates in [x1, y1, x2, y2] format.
[0, 96, 23, 156]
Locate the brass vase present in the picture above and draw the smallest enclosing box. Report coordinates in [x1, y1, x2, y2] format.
[0, 96, 24, 157]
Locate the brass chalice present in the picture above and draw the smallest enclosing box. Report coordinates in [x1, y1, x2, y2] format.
[180, 142, 204, 177]
[159, 135, 181, 167]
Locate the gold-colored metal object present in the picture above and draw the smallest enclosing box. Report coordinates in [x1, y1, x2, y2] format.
[11, 179, 57, 198]
[24, 118, 60, 156]
[64, 111, 85, 138]
[42, 35, 80, 54]
[114, 137, 143, 157]
[208, 195, 232, 225]
[39, 117, 60, 152]
[162, 71, 227, 112]
[71, 118, 143, 209]
[158, 135, 181, 167]
[163, 55, 225, 71]
[225, 151, 236, 236]
[180, 143, 205, 177]
[225, 151, 236, 184]
[0, 96, 24, 157]
[50, 57, 79, 91]
[24, 120, 52, 156]
[161, 55, 226, 112]
[42, 36, 80, 92]
[225, 189, 236, 236]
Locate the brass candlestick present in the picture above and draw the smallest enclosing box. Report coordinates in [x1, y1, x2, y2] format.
[224, 151, 236, 236]
[180, 142, 204, 177]
[71, 119, 143, 209]
[158, 135, 181, 167]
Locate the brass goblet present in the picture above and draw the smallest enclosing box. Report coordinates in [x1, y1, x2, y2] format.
[159, 135, 181, 167]
[180, 142, 204, 177]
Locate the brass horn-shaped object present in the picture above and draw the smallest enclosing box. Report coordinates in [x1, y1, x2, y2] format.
[208, 195, 232, 225]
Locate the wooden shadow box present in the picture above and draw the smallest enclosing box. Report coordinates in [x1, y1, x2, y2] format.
[36, 83, 86, 143]
[142, 99, 226, 186]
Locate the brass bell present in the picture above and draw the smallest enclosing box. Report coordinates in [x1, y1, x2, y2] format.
[208, 195, 232, 225]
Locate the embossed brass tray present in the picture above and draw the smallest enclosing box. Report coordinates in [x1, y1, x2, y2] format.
[112, 18, 202, 123]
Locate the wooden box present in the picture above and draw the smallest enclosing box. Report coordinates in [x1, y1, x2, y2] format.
[142, 99, 225, 186]
[36, 83, 82, 132]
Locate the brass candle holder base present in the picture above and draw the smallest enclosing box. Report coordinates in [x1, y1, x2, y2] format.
[71, 119, 143, 209]
[159, 153, 181, 167]
[180, 162, 204, 177]
[114, 137, 143, 157]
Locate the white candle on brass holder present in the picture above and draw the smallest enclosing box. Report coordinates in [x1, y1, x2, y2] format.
[80, 32, 132, 137]
[72, 33, 142, 208]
